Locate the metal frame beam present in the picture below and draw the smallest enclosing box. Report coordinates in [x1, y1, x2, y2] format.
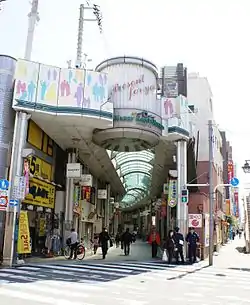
[126, 186, 148, 194]
[121, 170, 152, 178]
[115, 158, 153, 169]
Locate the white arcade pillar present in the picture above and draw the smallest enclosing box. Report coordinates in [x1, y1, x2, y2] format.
[2, 112, 30, 266]
[177, 140, 188, 236]
[2, 0, 40, 267]
[64, 150, 76, 235]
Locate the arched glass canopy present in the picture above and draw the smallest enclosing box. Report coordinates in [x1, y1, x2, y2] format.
[107, 150, 155, 207]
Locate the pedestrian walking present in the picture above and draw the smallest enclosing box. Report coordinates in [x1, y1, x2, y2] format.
[99, 227, 111, 259]
[115, 233, 121, 248]
[121, 228, 133, 255]
[165, 230, 177, 264]
[67, 228, 78, 260]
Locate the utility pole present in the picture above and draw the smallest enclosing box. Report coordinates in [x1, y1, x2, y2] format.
[208, 119, 214, 266]
[25, 0, 40, 60]
[74, 2, 103, 68]
[2, 0, 39, 267]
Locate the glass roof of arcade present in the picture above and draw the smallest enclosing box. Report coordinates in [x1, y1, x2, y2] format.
[107, 150, 154, 207]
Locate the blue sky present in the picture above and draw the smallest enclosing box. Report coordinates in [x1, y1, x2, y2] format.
[1, 0, 250, 192]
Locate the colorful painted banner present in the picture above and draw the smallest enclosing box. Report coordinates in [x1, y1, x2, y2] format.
[73, 186, 81, 214]
[23, 158, 30, 196]
[167, 179, 177, 207]
[58, 68, 85, 110]
[36, 64, 60, 111]
[13, 60, 39, 107]
[84, 71, 110, 112]
[13, 59, 113, 120]
[227, 161, 234, 183]
[234, 191, 239, 217]
[17, 211, 31, 254]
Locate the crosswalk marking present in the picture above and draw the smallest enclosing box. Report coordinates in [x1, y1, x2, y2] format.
[22, 263, 129, 277]
[0, 287, 87, 305]
[5, 282, 90, 298]
[2, 260, 250, 304]
[0, 260, 217, 304]
[164, 265, 250, 303]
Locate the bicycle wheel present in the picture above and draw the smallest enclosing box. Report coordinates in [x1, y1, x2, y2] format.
[64, 245, 71, 259]
[77, 245, 85, 260]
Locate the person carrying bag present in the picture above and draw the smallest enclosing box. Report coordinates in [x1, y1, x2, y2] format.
[165, 230, 177, 264]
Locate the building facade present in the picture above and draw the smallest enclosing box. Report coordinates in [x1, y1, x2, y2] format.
[187, 72, 224, 255]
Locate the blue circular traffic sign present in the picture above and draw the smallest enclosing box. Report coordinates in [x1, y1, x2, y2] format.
[230, 177, 239, 187]
[0, 179, 9, 190]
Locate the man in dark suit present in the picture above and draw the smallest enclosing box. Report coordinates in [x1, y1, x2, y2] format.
[174, 227, 185, 264]
[99, 227, 111, 259]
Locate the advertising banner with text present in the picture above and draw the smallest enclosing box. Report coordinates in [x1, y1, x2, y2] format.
[17, 211, 31, 254]
[23, 177, 55, 209]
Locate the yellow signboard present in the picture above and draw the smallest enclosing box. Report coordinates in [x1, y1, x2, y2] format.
[17, 211, 31, 254]
[39, 218, 46, 237]
[27, 120, 43, 150]
[28, 155, 52, 180]
[23, 177, 55, 209]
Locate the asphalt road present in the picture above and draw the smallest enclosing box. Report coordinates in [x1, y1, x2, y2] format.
[0, 238, 249, 304]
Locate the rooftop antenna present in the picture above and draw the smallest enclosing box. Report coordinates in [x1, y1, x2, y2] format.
[24, 0, 40, 60]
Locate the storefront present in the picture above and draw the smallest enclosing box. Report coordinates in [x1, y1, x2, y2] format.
[21, 119, 58, 256]
[79, 186, 96, 247]
[21, 176, 56, 256]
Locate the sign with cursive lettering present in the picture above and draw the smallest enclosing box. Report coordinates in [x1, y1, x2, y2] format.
[112, 75, 156, 101]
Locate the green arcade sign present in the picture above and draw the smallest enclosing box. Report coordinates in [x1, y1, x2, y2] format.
[114, 113, 164, 131]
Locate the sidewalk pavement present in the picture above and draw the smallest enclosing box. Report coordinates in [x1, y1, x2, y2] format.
[6, 238, 246, 267]
[212, 237, 250, 269]
[23, 240, 151, 264]
[84, 240, 152, 262]
[20, 243, 118, 264]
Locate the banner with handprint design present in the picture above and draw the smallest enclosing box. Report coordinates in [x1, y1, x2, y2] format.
[57, 68, 85, 111]
[36, 64, 60, 112]
[13, 60, 39, 109]
[161, 95, 190, 138]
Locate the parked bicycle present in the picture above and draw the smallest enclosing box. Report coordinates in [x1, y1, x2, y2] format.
[64, 241, 86, 260]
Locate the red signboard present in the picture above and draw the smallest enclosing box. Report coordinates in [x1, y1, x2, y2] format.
[228, 161, 234, 183]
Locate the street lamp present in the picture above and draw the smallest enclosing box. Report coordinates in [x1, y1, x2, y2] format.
[242, 160, 250, 173]
[242, 160, 250, 253]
